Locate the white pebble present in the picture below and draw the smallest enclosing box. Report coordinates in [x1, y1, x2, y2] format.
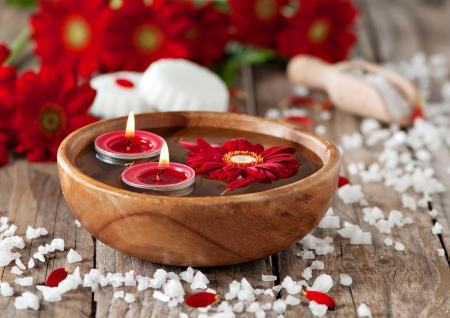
[384, 237, 393, 246]
[0, 282, 14, 296]
[179, 267, 194, 283]
[67, 249, 83, 264]
[14, 277, 33, 286]
[341, 132, 363, 149]
[429, 209, 439, 219]
[301, 267, 312, 280]
[309, 300, 328, 317]
[357, 303, 372, 317]
[153, 290, 170, 302]
[15, 258, 26, 270]
[51, 238, 65, 251]
[33, 251, 45, 263]
[285, 295, 301, 306]
[311, 260, 324, 270]
[265, 108, 281, 120]
[340, 274, 352, 286]
[318, 216, 340, 228]
[3, 224, 17, 237]
[401, 194, 417, 211]
[75, 219, 81, 227]
[14, 292, 39, 310]
[0, 250, 21, 267]
[350, 229, 372, 245]
[11, 266, 23, 275]
[262, 275, 277, 282]
[309, 274, 333, 293]
[360, 118, 381, 135]
[338, 184, 364, 204]
[124, 270, 136, 286]
[164, 279, 185, 298]
[124, 293, 135, 303]
[113, 290, 124, 299]
[272, 299, 287, 314]
[320, 110, 331, 121]
[36, 285, 62, 302]
[395, 241, 405, 251]
[191, 271, 209, 290]
[232, 301, 244, 313]
[437, 249, 445, 257]
[297, 249, 315, 260]
[432, 222, 443, 235]
[315, 125, 327, 136]
[25, 226, 48, 240]
[416, 149, 432, 161]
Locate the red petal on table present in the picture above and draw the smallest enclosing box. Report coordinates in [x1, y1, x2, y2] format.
[286, 116, 314, 127]
[338, 176, 350, 188]
[288, 96, 316, 106]
[185, 292, 218, 308]
[321, 99, 332, 111]
[303, 290, 335, 309]
[412, 107, 425, 121]
[115, 78, 134, 88]
[46, 268, 68, 287]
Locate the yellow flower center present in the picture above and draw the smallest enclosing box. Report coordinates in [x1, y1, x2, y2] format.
[134, 24, 162, 54]
[63, 16, 92, 51]
[308, 18, 330, 44]
[222, 150, 264, 168]
[38, 104, 66, 136]
[254, 0, 277, 22]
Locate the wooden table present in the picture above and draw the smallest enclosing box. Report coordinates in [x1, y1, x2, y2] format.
[2, 1, 450, 317]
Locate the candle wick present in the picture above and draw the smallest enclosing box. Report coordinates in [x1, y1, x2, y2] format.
[155, 168, 168, 181]
[126, 137, 132, 153]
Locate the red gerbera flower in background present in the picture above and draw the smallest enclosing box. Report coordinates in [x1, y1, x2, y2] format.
[0, 44, 17, 166]
[14, 67, 98, 162]
[179, 137, 298, 191]
[173, 2, 230, 66]
[276, 0, 358, 63]
[229, 0, 289, 48]
[101, 0, 188, 73]
[31, 0, 110, 78]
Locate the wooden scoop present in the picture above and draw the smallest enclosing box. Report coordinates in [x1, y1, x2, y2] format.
[287, 55, 420, 126]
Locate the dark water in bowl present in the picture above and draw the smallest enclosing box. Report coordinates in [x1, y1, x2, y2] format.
[75, 126, 323, 197]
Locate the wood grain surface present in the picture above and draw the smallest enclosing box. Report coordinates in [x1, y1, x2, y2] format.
[2, 0, 450, 317]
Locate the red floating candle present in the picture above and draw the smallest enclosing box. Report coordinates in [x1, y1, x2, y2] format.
[46, 268, 68, 287]
[95, 111, 164, 165]
[185, 292, 218, 308]
[121, 142, 195, 193]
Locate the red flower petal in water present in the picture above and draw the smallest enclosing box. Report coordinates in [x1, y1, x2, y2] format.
[338, 175, 350, 188]
[186, 292, 218, 308]
[31, 0, 110, 78]
[276, 0, 359, 63]
[303, 290, 335, 309]
[14, 67, 98, 162]
[46, 268, 69, 287]
[180, 137, 298, 191]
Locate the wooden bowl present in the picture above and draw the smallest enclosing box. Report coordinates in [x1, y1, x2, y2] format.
[57, 112, 340, 267]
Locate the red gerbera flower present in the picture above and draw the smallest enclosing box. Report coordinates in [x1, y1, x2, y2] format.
[14, 67, 98, 162]
[179, 137, 298, 191]
[101, 0, 188, 72]
[229, 0, 289, 48]
[276, 0, 358, 63]
[172, 2, 230, 66]
[0, 44, 17, 166]
[31, 0, 110, 78]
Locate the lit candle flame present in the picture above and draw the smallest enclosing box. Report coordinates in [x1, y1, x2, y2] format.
[158, 141, 170, 169]
[125, 111, 135, 138]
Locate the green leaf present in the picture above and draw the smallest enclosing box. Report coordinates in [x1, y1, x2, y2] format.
[220, 44, 275, 86]
[6, 0, 36, 7]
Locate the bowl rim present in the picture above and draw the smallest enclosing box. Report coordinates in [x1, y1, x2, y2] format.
[57, 111, 340, 203]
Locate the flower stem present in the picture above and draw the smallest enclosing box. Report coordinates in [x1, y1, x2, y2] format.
[4, 27, 31, 66]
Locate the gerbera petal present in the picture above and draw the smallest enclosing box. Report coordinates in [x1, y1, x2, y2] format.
[179, 140, 200, 153]
[223, 138, 237, 152]
[252, 143, 264, 154]
[245, 166, 267, 180]
[197, 138, 223, 159]
[236, 137, 252, 151]
[260, 146, 296, 158]
[226, 178, 253, 191]
[196, 162, 226, 174]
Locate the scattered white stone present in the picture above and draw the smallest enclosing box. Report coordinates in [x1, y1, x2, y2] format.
[67, 249, 82, 264]
[191, 271, 209, 290]
[124, 293, 135, 303]
[232, 301, 244, 313]
[272, 299, 287, 314]
[164, 279, 185, 299]
[285, 295, 301, 306]
[25, 226, 48, 239]
[107, 273, 126, 287]
[340, 274, 352, 286]
[262, 275, 277, 282]
[429, 208, 439, 219]
[33, 251, 45, 263]
[350, 229, 372, 245]
[309, 274, 333, 293]
[437, 249, 445, 257]
[36, 285, 62, 302]
[14, 277, 33, 286]
[384, 237, 393, 246]
[311, 260, 324, 270]
[124, 270, 136, 286]
[315, 125, 327, 136]
[281, 276, 303, 295]
[360, 118, 381, 135]
[318, 215, 340, 228]
[375, 219, 393, 234]
[50, 238, 64, 251]
[395, 242, 405, 251]
[297, 249, 315, 259]
[225, 281, 241, 300]
[432, 222, 443, 235]
[180, 267, 194, 283]
[15, 258, 26, 270]
[113, 290, 124, 299]
[14, 292, 39, 310]
[0, 282, 14, 296]
[401, 194, 417, 211]
[337, 222, 360, 239]
[265, 108, 281, 120]
[301, 267, 312, 280]
[357, 303, 372, 317]
[341, 132, 363, 149]
[179, 313, 188, 318]
[75, 219, 81, 227]
[416, 149, 432, 161]
[338, 184, 364, 204]
[11, 266, 23, 276]
[153, 290, 170, 302]
[58, 267, 83, 294]
[362, 206, 384, 225]
[38, 245, 48, 255]
[320, 110, 331, 121]
[0, 250, 21, 266]
[309, 300, 328, 317]
[3, 224, 17, 237]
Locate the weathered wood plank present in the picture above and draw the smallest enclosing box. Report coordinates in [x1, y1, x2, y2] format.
[0, 159, 94, 318]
